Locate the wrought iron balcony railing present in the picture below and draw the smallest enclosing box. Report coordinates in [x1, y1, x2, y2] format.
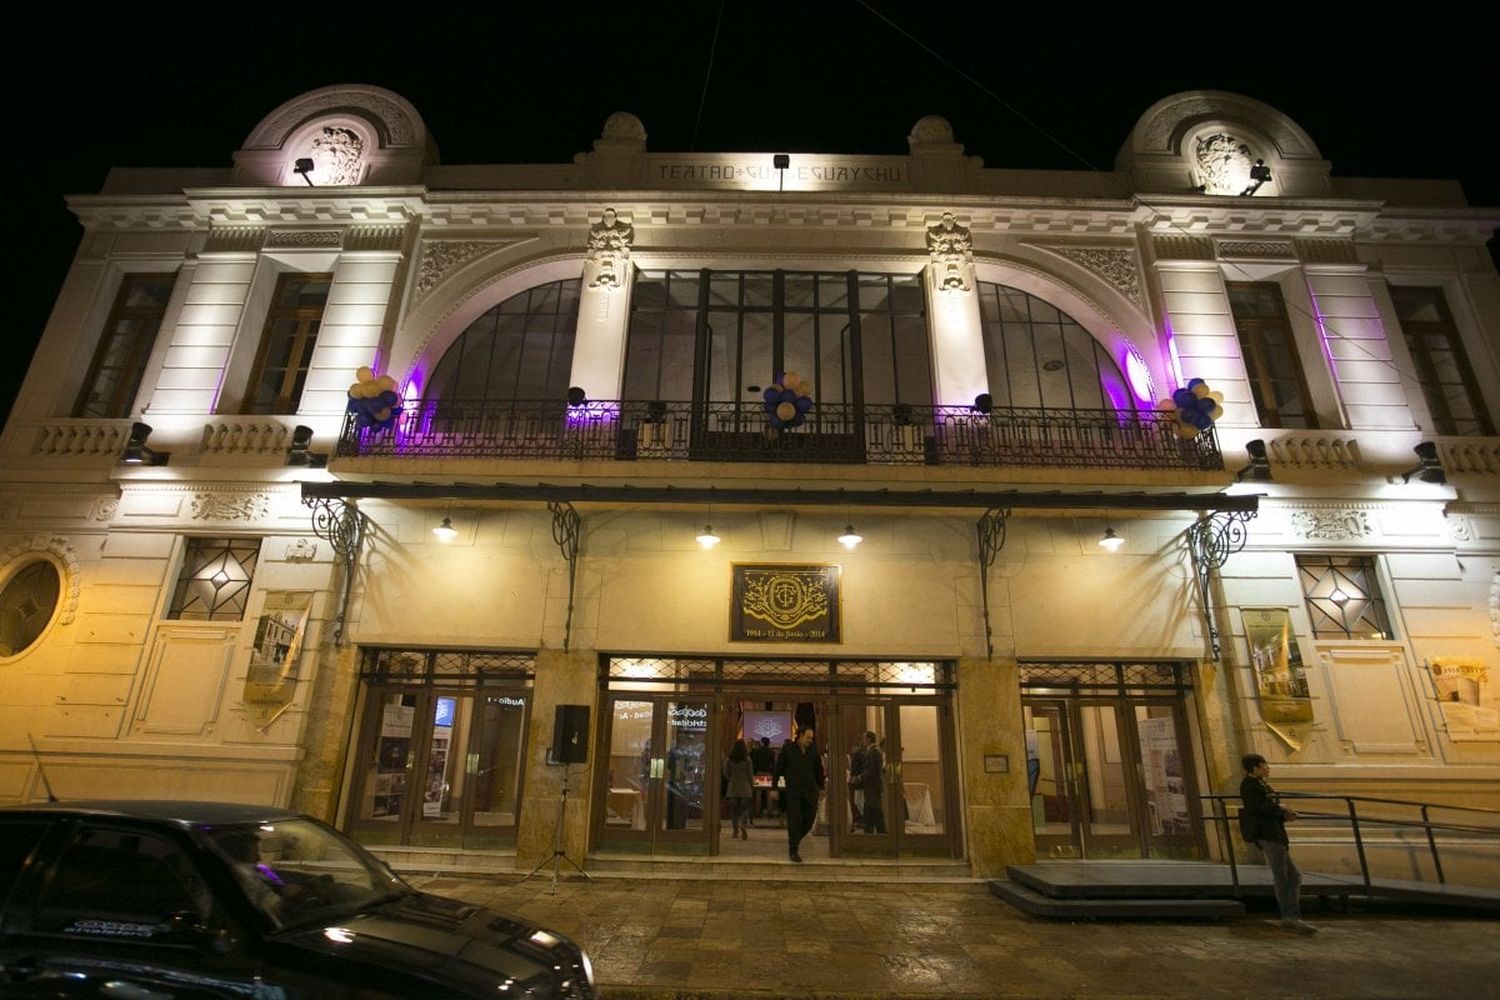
[335, 399, 1223, 472]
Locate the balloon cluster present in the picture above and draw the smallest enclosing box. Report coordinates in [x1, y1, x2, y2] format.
[1159, 378, 1224, 438]
[346, 366, 402, 431]
[762, 371, 814, 431]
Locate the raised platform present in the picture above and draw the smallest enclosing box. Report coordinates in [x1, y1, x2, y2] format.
[990, 861, 1500, 919]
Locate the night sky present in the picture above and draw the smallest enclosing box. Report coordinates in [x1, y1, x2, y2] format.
[7, 6, 1495, 427]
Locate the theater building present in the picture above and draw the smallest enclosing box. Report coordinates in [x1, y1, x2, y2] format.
[2, 85, 1497, 878]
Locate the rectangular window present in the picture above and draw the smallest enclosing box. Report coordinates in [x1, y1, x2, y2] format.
[1295, 554, 1394, 640]
[1390, 286, 1494, 436]
[244, 273, 333, 414]
[74, 273, 177, 418]
[168, 537, 261, 621]
[1226, 282, 1318, 429]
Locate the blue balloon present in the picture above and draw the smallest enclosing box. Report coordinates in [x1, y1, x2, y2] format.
[1197, 396, 1216, 413]
[379, 390, 398, 407]
[347, 398, 361, 413]
[794, 396, 814, 413]
[1192, 411, 1212, 429]
[768, 414, 785, 429]
[1173, 388, 1195, 408]
[780, 389, 796, 403]
[1186, 377, 1205, 390]
[763, 388, 779, 405]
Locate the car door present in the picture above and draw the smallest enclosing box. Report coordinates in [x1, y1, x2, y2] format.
[0, 820, 263, 998]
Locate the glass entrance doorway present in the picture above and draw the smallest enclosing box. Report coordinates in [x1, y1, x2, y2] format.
[343, 649, 534, 850]
[592, 657, 960, 860]
[1021, 662, 1205, 860]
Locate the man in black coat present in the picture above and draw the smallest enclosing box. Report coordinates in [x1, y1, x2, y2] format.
[853, 730, 886, 834]
[777, 726, 824, 863]
[1239, 752, 1316, 933]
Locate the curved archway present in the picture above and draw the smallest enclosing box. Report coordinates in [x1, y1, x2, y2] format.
[425, 278, 583, 405]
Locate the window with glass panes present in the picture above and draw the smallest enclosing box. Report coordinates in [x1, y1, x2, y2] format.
[74, 273, 177, 418]
[167, 538, 261, 621]
[1389, 286, 1493, 436]
[243, 273, 332, 414]
[1295, 554, 1394, 640]
[1226, 282, 1318, 428]
[426, 279, 581, 402]
[976, 282, 1135, 411]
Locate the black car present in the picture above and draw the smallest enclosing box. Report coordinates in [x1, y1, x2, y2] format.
[0, 801, 595, 998]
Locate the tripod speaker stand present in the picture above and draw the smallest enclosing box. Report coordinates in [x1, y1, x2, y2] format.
[519, 763, 593, 894]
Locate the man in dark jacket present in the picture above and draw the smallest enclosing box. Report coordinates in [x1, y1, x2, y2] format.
[1239, 753, 1316, 933]
[853, 730, 886, 834]
[777, 726, 824, 862]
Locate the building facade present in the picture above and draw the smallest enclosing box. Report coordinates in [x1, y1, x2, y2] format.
[3, 86, 1497, 879]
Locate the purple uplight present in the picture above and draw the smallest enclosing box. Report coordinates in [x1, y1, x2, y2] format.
[1123, 346, 1154, 404]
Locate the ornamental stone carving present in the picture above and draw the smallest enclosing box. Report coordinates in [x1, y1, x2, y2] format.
[92, 499, 119, 522]
[926, 212, 973, 291]
[191, 492, 271, 521]
[0, 534, 81, 625]
[1048, 247, 1142, 307]
[1288, 508, 1373, 541]
[1217, 240, 1295, 260]
[416, 241, 509, 297]
[285, 538, 319, 562]
[265, 230, 343, 249]
[586, 207, 635, 289]
[309, 125, 365, 186]
[1194, 133, 1256, 195]
[204, 227, 266, 254]
[1446, 515, 1475, 543]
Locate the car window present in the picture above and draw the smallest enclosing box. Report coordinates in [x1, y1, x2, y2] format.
[204, 819, 404, 930]
[34, 827, 214, 941]
[0, 819, 51, 907]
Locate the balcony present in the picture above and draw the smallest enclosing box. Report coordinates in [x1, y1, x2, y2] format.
[334, 400, 1223, 473]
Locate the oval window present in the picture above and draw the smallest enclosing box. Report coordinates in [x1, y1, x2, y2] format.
[0, 560, 61, 658]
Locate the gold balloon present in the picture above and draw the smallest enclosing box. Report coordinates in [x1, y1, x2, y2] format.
[776, 401, 796, 421]
[371, 407, 391, 422]
[375, 374, 397, 391]
[356, 366, 375, 383]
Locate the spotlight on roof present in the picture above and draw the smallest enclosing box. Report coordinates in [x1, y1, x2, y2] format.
[1401, 441, 1446, 484]
[1239, 159, 1271, 196]
[1235, 439, 1272, 481]
[292, 158, 315, 186]
[286, 425, 327, 468]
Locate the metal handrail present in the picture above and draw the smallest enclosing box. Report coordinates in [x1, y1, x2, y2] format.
[1201, 792, 1500, 893]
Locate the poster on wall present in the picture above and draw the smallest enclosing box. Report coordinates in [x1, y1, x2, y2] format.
[1428, 657, 1499, 741]
[242, 591, 314, 729]
[372, 700, 414, 819]
[1138, 717, 1191, 836]
[1241, 607, 1314, 751]
[731, 564, 841, 642]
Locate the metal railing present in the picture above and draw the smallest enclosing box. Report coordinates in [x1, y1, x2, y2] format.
[1202, 792, 1500, 893]
[336, 399, 1223, 471]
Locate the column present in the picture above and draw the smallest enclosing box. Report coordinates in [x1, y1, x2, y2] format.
[923, 213, 989, 408]
[955, 655, 1033, 876]
[515, 648, 600, 871]
[566, 209, 636, 402]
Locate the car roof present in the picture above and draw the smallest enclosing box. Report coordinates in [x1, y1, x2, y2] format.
[0, 800, 302, 826]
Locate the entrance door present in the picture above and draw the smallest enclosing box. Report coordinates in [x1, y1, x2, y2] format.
[1023, 695, 1204, 860]
[835, 701, 954, 857]
[595, 694, 715, 854]
[346, 687, 530, 849]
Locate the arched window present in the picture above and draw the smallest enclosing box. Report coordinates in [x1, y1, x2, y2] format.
[427, 279, 581, 402]
[976, 282, 1134, 411]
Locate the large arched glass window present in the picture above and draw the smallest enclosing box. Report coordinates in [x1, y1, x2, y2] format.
[977, 282, 1134, 411]
[427, 279, 581, 402]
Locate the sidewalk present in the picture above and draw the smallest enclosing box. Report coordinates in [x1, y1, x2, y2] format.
[409, 873, 1499, 999]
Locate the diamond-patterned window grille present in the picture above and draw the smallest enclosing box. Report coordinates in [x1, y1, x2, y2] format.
[604, 656, 954, 692]
[1296, 554, 1394, 640]
[0, 560, 62, 657]
[167, 538, 261, 621]
[1019, 661, 1189, 695]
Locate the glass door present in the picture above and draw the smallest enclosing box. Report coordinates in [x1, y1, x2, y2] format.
[1024, 700, 1080, 858]
[894, 703, 953, 854]
[836, 702, 894, 855]
[1074, 700, 1139, 858]
[1132, 702, 1205, 860]
[346, 687, 529, 849]
[595, 695, 715, 855]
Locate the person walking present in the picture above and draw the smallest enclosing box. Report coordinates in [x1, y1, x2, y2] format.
[723, 738, 754, 840]
[852, 730, 886, 834]
[776, 726, 824, 863]
[1239, 753, 1316, 934]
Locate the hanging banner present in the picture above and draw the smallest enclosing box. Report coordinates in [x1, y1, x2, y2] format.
[242, 591, 314, 729]
[731, 564, 841, 642]
[1241, 607, 1314, 751]
[1428, 657, 1499, 741]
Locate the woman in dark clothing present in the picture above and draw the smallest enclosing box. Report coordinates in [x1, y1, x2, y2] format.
[1239, 753, 1316, 934]
[723, 739, 755, 840]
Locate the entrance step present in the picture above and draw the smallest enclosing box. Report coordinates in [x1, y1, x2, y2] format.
[989, 878, 1244, 918]
[587, 853, 979, 884]
[367, 844, 516, 877]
